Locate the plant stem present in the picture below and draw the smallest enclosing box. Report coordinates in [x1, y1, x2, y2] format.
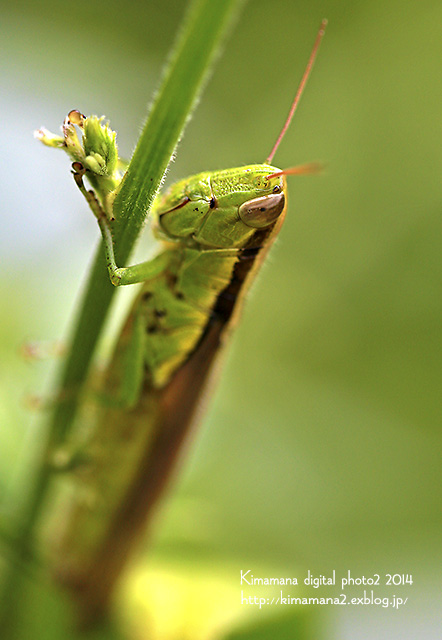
[0, 0, 246, 631]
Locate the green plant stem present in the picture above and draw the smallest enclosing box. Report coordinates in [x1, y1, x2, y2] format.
[53, 0, 245, 449]
[0, 0, 246, 630]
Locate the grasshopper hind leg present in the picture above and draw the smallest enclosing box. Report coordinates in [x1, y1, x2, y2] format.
[99, 306, 147, 410]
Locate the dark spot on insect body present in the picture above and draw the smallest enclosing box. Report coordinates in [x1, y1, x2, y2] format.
[194, 207, 199, 212]
[154, 309, 167, 318]
[175, 291, 185, 300]
[209, 197, 216, 209]
[259, 207, 266, 212]
[147, 324, 158, 334]
[142, 291, 153, 301]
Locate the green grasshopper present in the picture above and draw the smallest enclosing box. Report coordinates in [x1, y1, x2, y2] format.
[38, 21, 326, 621]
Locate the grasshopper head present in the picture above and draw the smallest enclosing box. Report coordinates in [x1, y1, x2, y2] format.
[198, 164, 287, 247]
[155, 20, 327, 249]
[154, 164, 286, 249]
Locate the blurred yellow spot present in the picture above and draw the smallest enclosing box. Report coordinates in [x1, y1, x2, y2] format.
[119, 560, 252, 640]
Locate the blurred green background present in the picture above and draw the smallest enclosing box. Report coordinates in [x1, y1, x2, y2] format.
[1, 0, 441, 638]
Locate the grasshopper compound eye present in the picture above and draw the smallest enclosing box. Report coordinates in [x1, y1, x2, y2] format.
[239, 192, 285, 228]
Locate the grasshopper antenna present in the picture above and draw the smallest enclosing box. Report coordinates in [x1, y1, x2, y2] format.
[266, 18, 327, 165]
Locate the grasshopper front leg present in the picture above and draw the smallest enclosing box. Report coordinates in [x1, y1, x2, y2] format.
[72, 163, 169, 286]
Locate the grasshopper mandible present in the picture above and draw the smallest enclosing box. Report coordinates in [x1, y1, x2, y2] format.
[37, 20, 326, 621]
